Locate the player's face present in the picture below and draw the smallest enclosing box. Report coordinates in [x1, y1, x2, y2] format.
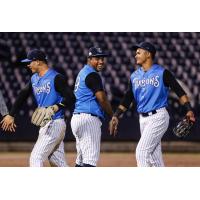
[135, 48, 149, 65]
[90, 57, 105, 71]
[27, 61, 40, 73]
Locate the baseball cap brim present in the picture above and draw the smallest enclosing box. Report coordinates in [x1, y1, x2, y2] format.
[131, 42, 156, 55]
[21, 58, 32, 63]
[88, 53, 109, 58]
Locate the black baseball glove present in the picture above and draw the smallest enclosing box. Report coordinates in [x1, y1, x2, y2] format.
[173, 117, 194, 138]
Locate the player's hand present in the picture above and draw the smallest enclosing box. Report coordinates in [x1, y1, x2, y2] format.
[186, 111, 195, 123]
[109, 116, 119, 136]
[0, 115, 16, 132]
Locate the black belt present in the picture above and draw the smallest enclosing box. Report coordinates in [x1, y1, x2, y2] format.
[140, 110, 157, 117]
[74, 113, 103, 121]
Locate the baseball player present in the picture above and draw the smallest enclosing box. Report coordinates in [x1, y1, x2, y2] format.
[1, 49, 75, 167]
[109, 42, 195, 167]
[0, 90, 9, 118]
[71, 47, 113, 167]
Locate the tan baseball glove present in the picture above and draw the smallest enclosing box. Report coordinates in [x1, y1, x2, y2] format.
[31, 105, 58, 127]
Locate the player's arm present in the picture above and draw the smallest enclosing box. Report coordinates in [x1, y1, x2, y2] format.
[1, 82, 32, 132]
[85, 72, 113, 117]
[109, 81, 135, 135]
[163, 69, 195, 122]
[95, 91, 113, 117]
[0, 90, 9, 117]
[114, 80, 135, 118]
[54, 74, 76, 112]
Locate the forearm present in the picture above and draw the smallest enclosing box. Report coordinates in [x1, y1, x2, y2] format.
[99, 98, 113, 117]
[10, 84, 31, 116]
[179, 95, 193, 113]
[95, 91, 113, 117]
[113, 105, 127, 118]
[10, 93, 28, 116]
[120, 82, 134, 109]
[113, 85, 134, 118]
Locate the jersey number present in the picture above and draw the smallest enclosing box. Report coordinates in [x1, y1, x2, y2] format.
[74, 76, 80, 92]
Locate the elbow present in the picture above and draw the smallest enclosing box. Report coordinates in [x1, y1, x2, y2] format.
[97, 96, 107, 105]
[72, 95, 76, 105]
[69, 94, 76, 106]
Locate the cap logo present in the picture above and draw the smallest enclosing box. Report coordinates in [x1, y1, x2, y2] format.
[89, 52, 92, 56]
[97, 48, 102, 53]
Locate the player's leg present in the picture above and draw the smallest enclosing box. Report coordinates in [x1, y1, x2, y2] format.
[74, 136, 83, 166]
[150, 143, 164, 167]
[80, 115, 102, 167]
[150, 110, 169, 166]
[48, 141, 68, 167]
[47, 119, 68, 167]
[136, 108, 169, 167]
[30, 119, 67, 167]
[71, 115, 83, 166]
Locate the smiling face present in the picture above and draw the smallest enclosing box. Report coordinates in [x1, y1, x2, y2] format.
[27, 60, 41, 73]
[88, 57, 105, 72]
[135, 48, 151, 66]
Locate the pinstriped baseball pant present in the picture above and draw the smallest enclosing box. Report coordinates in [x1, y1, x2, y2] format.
[136, 108, 169, 167]
[71, 113, 102, 166]
[30, 118, 68, 167]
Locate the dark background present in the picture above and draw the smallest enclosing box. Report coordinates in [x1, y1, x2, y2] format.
[0, 32, 199, 142]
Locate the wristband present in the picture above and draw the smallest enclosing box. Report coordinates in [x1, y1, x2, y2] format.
[183, 102, 192, 112]
[56, 103, 65, 109]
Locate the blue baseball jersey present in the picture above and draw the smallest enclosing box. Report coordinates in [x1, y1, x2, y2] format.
[73, 64, 104, 119]
[130, 64, 169, 113]
[31, 69, 64, 120]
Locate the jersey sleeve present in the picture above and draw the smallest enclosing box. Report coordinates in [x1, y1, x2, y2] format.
[54, 74, 76, 109]
[120, 80, 136, 109]
[85, 72, 104, 94]
[10, 82, 32, 116]
[163, 69, 186, 97]
[0, 90, 8, 117]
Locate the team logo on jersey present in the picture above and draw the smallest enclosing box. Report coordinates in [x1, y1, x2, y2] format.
[133, 75, 160, 88]
[33, 82, 51, 95]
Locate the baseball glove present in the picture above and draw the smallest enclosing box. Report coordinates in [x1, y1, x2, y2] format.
[173, 117, 194, 138]
[31, 106, 56, 127]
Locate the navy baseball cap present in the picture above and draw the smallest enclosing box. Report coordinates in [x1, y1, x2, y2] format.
[88, 47, 109, 58]
[132, 42, 156, 56]
[21, 49, 47, 63]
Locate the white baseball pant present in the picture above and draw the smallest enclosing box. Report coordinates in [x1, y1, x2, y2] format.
[136, 107, 169, 167]
[71, 113, 102, 166]
[30, 118, 68, 167]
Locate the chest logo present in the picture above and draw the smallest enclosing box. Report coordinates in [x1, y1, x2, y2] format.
[133, 75, 160, 88]
[33, 82, 51, 95]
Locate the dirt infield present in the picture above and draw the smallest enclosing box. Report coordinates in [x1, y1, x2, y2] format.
[0, 152, 200, 167]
